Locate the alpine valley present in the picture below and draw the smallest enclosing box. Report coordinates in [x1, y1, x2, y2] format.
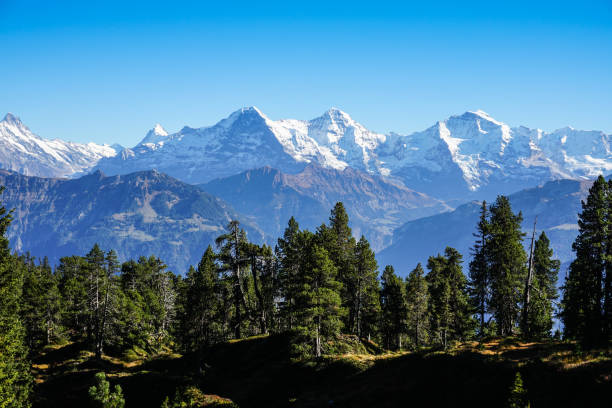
[0, 108, 611, 275]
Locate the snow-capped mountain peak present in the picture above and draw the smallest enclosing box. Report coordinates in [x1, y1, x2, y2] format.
[139, 123, 169, 146]
[2, 112, 23, 126]
[4, 107, 611, 202]
[0, 113, 118, 178]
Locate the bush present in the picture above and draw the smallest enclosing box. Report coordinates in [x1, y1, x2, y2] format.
[89, 372, 125, 408]
[161, 386, 238, 408]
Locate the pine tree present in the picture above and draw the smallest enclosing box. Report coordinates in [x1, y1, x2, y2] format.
[317, 202, 356, 330]
[507, 372, 529, 408]
[469, 201, 490, 337]
[488, 196, 527, 337]
[523, 232, 559, 339]
[57, 255, 90, 340]
[276, 217, 302, 331]
[349, 236, 381, 339]
[177, 246, 221, 357]
[0, 187, 31, 407]
[427, 248, 474, 348]
[216, 221, 250, 339]
[89, 372, 125, 408]
[293, 244, 344, 357]
[561, 176, 609, 344]
[405, 263, 429, 349]
[380, 265, 407, 350]
[244, 243, 277, 335]
[21, 256, 63, 350]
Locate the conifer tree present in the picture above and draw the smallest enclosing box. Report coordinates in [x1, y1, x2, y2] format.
[317, 202, 356, 329]
[349, 236, 381, 339]
[216, 220, 250, 339]
[427, 248, 473, 348]
[488, 196, 527, 336]
[89, 372, 125, 408]
[522, 232, 559, 339]
[276, 217, 302, 330]
[293, 244, 344, 357]
[469, 201, 490, 337]
[245, 243, 277, 334]
[561, 176, 609, 344]
[0, 188, 31, 407]
[57, 255, 90, 339]
[380, 265, 407, 350]
[405, 263, 429, 349]
[178, 246, 220, 356]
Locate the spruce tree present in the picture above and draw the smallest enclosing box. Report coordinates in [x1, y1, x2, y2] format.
[0, 188, 31, 407]
[427, 248, 473, 348]
[380, 265, 407, 350]
[349, 236, 381, 339]
[469, 201, 490, 337]
[216, 221, 250, 339]
[523, 232, 559, 339]
[405, 263, 429, 349]
[276, 217, 302, 330]
[293, 244, 344, 357]
[488, 196, 527, 336]
[178, 246, 220, 356]
[317, 202, 356, 330]
[561, 175, 609, 344]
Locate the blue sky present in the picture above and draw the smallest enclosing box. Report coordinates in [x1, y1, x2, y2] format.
[1, 0, 611, 146]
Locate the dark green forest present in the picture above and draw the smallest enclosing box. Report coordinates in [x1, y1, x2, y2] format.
[1, 177, 612, 407]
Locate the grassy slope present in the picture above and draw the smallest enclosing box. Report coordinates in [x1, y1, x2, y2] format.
[32, 336, 611, 408]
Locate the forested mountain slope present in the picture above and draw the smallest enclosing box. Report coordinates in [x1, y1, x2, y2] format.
[0, 169, 262, 272]
[378, 178, 591, 275]
[201, 164, 450, 250]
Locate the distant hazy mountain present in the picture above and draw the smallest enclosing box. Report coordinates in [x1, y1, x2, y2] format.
[377, 178, 591, 276]
[0, 169, 263, 273]
[0, 113, 118, 178]
[200, 164, 450, 251]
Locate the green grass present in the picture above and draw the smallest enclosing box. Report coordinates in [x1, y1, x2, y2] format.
[32, 336, 612, 408]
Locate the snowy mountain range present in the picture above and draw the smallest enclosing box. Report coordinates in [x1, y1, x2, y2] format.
[2, 108, 610, 203]
[91, 107, 611, 202]
[0, 113, 118, 178]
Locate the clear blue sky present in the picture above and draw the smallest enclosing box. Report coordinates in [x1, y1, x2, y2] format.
[1, 0, 611, 146]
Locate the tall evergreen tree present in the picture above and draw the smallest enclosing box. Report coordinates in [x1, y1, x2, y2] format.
[276, 217, 302, 331]
[0, 188, 31, 407]
[293, 244, 344, 357]
[488, 196, 527, 336]
[405, 263, 429, 349]
[21, 256, 63, 350]
[469, 201, 490, 337]
[317, 202, 356, 329]
[427, 248, 473, 348]
[380, 265, 407, 350]
[348, 236, 381, 339]
[522, 232, 559, 339]
[216, 221, 250, 339]
[561, 175, 609, 344]
[177, 246, 221, 356]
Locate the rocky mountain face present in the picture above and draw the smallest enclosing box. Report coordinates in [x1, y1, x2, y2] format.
[88, 107, 611, 202]
[3, 108, 611, 203]
[201, 164, 450, 251]
[0, 113, 118, 178]
[0, 170, 263, 273]
[377, 178, 592, 276]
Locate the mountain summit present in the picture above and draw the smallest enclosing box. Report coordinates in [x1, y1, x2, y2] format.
[2, 108, 610, 202]
[0, 113, 118, 178]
